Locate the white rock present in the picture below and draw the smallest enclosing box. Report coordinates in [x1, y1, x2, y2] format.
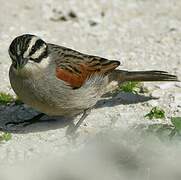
[151, 90, 164, 98]
[174, 93, 181, 99]
[156, 82, 175, 90]
[147, 100, 159, 107]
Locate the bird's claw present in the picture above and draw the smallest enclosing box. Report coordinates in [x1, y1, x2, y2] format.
[5, 120, 33, 128]
[5, 113, 45, 128]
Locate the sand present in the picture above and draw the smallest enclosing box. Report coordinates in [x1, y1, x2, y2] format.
[0, 0, 180, 179]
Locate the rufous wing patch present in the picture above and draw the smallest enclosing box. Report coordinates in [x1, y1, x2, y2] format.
[56, 67, 85, 88]
[56, 60, 120, 89]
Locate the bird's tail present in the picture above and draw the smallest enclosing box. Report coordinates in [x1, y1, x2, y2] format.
[109, 70, 178, 83]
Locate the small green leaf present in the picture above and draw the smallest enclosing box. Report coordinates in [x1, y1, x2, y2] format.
[171, 117, 181, 131]
[0, 132, 12, 142]
[119, 82, 141, 94]
[145, 107, 165, 120]
[0, 93, 14, 105]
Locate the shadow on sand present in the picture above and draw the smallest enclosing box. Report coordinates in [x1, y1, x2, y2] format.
[0, 92, 157, 134]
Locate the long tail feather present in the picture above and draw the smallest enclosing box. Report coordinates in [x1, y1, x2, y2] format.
[110, 70, 179, 83]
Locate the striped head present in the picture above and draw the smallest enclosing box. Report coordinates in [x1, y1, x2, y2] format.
[9, 34, 48, 70]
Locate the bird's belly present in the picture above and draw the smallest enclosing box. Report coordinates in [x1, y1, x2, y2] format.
[10, 79, 91, 116]
[9, 67, 106, 116]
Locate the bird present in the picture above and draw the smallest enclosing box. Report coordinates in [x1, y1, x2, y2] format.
[8, 34, 178, 132]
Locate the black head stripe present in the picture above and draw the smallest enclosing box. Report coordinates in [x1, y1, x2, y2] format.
[9, 34, 48, 68]
[9, 34, 33, 58]
[9, 40, 17, 57]
[29, 39, 45, 56]
[21, 35, 33, 54]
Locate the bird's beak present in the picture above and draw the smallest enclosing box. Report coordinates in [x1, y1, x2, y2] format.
[16, 56, 28, 70]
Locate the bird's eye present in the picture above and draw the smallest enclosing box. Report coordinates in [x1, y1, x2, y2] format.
[29, 57, 34, 60]
[31, 46, 36, 51]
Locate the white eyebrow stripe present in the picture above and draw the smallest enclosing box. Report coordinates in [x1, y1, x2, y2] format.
[23, 36, 39, 58]
[17, 44, 21, 55]
[30, 44, 46, 59]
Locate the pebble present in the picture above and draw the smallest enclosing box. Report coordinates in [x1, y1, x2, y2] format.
[175, 82, 181, 88]
[173, 93, 181, 106]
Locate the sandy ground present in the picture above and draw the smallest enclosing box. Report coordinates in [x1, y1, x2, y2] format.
[0, 0, 181, 179]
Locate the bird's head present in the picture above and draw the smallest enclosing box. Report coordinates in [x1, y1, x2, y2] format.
[8, 34, 48, 70]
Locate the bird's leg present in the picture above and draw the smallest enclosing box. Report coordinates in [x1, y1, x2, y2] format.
[75, 109, 91, 130]
[5, 113, 45, 127]
[67, 109, 91, 135]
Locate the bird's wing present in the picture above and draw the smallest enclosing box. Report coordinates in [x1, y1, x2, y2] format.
[50, 45, 120, 89]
